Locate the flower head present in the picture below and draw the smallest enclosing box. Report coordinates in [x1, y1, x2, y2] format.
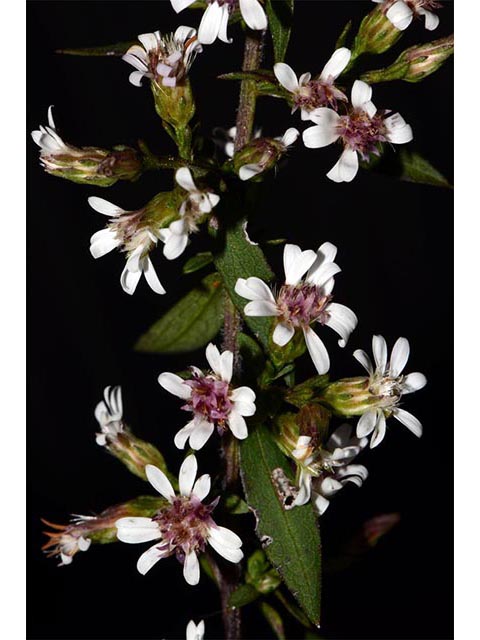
[235, 128, 300, 181]
[116, 456, 243, 583]
[88, 196, 167, 295]
[303, 80, 413, 182]
[42, 519, 92, 566]
[171, 0, 267, 45]
[291, 424, 368, 515]
[159, 168, 220, 260]
[123, 27, 202, 87]
[31, 107, 141, 185]
[159, 343, 256, 449]
[187, 620, 205, 640]
[95, 385, 124, 446]
[373, 0, 441, 31]
[353, 335, 427, 447]
[235, 242, 357, 374]
[274, 48, 351, 120]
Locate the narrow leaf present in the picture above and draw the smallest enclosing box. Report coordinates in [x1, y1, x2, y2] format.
[399, 150, 452, 188]
[56, 41, 136, 56]
[335, 20, 352, 50]
[183, 251, 214, 274]
[265, 0, 295, 63]
[135, 273, 224, 354]
[240, 424, 321, 626]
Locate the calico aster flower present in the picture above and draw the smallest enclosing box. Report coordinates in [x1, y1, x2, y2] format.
[94, 385, 124, 446]
[170, 0, 267, 45]
[373, 0, 440, 31]
[303, 80, 413, 183]
[274, 48, 351, 120]
[116, 456, 243, 583]
[31, 106, 72, 161]
[88, 196, 166, 295]
[123, 26, 202, 87]
[159, 343, 256, 449]
[292, 424, 368, 515]
[159, 168, 220, 260]
[235, 243, 357, 374]
[42, 520, 92, 566]
[353, 335, 427, 447]
[187, 620, 205, 640]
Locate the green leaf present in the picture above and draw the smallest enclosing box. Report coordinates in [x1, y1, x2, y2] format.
[335, 20, 352, 50]
[56, 41, 137, 56]
[240, 424, 321, 626]
[265, 0, 294, 63]
[218, 69, 285, 98]
[214, 217, 274, 351]
[229, 583, 261, 608]
[259, 602, 286, 640]
[135, 273, 224, 354]
[399, 150, 452, 188]
[183, 252, 214, 274]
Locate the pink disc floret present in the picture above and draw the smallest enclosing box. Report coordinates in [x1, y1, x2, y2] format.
[277, 284, 332, 328]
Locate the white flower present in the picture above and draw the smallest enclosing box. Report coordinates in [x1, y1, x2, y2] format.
[274, 48, 351, 120]
[88, 196, 166, 295]
[353, 335, 427, 448]
[42, 521, 92, 566]
[238, 128, 299, 181]
[159, 168, 220, 260]
[158, 343, 256, 450]
[116, 455, 243, 583]
[186, 620, 205, 640]
[235, 243, 357, 374]
[31, 106, 69, 159]
[170, 0, 267, 45]
[94, 385, 124, 446]
[123, 26, 202, 87]
[292, 424, 368, 515]
[372, 0, 440, 31]
[303, 80, 413, 183]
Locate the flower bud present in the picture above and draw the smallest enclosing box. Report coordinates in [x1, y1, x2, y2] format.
[318, 376, 384, 417]
[275, 405, 330, 458]
[42, 495, 165, 565]
[151, 78, 196, 129]
[31, 108, 143, 186]
[351, 4, 403, 59]
[233, 128, 299, 181]
[245, 550, 281, 595]
[285, 375, 330, 408]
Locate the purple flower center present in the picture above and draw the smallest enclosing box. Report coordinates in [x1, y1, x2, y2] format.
[295, 79, 347, 111]
[337, 109, 387, 160]
[277, 284, 331, 328]
[154, 496, 215, 558]
[184, 374, 233, 424]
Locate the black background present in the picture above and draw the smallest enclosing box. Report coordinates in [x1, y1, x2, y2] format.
[27, 1, 453, 639]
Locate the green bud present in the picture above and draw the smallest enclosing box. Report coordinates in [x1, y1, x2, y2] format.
[42, 145, 142, 186]
[351, 4, 403, 61]
[151, 78, 196, 129]
[318, 376, 382, 417]
[245, 550, 282, 594]
[274, 405, 330, 458]
[233, 137, 286, 180]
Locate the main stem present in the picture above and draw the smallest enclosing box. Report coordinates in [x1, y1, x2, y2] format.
[218, 28, 264, 640]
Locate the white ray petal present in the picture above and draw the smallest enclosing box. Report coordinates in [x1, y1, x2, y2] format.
[303, 327, 330, 374]
[393, 408, 423, 437]
[144, 257, 166, 294]
[324, 302, 358, 347]
[239, 0, 268, 30]
[386, 0, 413, 30]
[206, 343, 222, 376]
[116, 517, 161, 544]
[389, 337, 410, 377]
[273, 62, 299, 93]
[198, 1, 223, 45]
[192, 473, 211, 501]
[402, 372, 427, 394]
[88, 196, 125, 217]
[302, 110, 340, 148]
[283, 244, 317, 285]
[353, 349, 374, 374]
[272, 322, 295, 346]
[183, 550, 200, 585]
[244, 300, 280, 316]
[370, 412, 387, 448]
[228, 411, 249, 440]
[372, 335, 388, 374]
[145, 464, 175, 502]
[319, 47, 351, 81]
[189, 420, 215, 450]
[351, 80, 373, 109]
[174, 421, 197, 450]
[158, 372, 192, 399]
[175, 167, 197, 192]
[326, 148, 359, 183]
[136, 543, 169, 575]
[179, 454, 198, 496]
[208, 536, 244, 563]
[209, 525, 243, 549]
[171, 0, 196, 13]
[234, 277, 276, 302]
[357, 409, 378, 438]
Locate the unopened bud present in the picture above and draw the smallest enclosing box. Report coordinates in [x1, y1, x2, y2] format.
[245, 550, 282, 594]
[275, 405, 330, 458]
[285, 375, 330, 408]
[318, 376, 383, 417]
[361, 35, 453, 84]
[42, 495, 165, 565]
[351, 4, 403, 60]
[32, 108, 142, 186]
[151, 78, 196, 129]
[233, 128, 299, 181]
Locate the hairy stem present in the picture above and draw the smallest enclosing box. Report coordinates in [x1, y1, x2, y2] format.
[234, 30, 264, 152]
[208, 553, 242, 640]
